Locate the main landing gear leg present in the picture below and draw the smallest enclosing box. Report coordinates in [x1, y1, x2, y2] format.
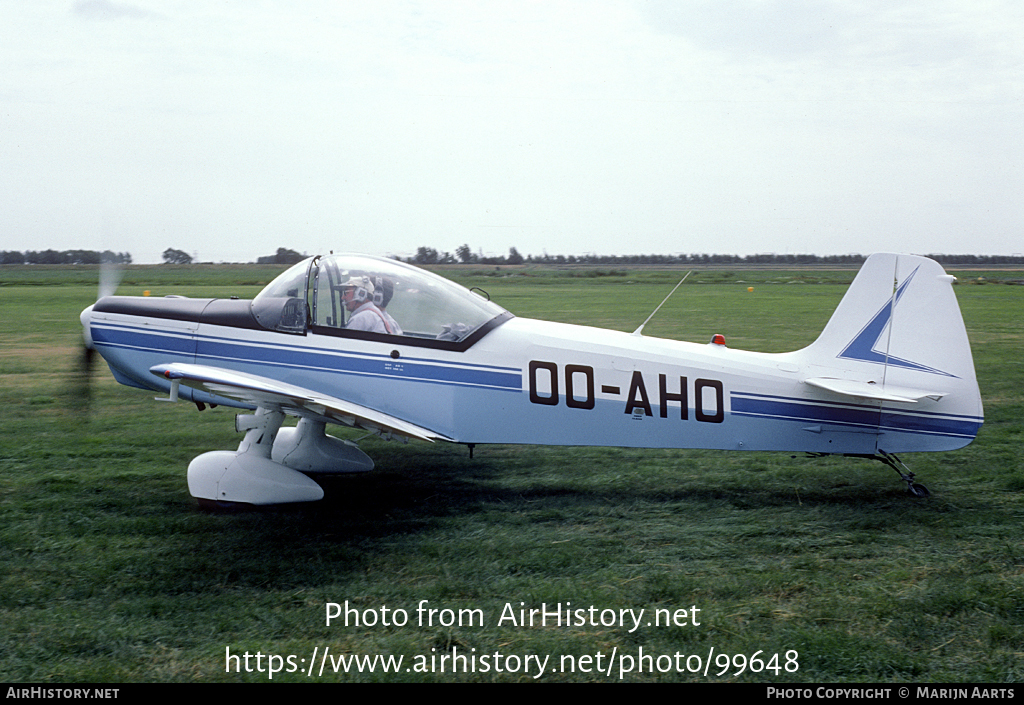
[876, 450, 930, 498]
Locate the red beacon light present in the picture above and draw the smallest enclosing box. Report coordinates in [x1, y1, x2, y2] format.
[710, 334, 726, 346]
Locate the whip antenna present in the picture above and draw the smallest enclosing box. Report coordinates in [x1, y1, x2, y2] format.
[632, 271, 691, 336]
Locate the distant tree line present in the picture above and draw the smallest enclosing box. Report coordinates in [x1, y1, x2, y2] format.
[920, 253, 1024, 266]
[1, 247, 305, 266]
[409, 245, 525, 265]
[256, 248, 305, 265]
[1, 250, 132, 265]
[161, 248, 193, 264]
[3, 246, 1023, 268]
[406, 246, 1024, 267]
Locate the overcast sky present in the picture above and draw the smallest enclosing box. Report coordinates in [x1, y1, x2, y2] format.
[3, 1, 1022, 263]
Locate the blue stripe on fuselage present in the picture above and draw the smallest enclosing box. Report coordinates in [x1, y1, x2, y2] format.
[878, 408, 982, 439]
[195, 338, 519, 389]
[92, 322, 521, 391]
[731, 391, 981, 440]
[92, 324, 196, 356]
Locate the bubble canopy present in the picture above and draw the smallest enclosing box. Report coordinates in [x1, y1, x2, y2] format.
[251, 254, 512, 348]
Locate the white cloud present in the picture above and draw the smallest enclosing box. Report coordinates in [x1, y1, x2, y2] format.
[73, 0, 159, 21]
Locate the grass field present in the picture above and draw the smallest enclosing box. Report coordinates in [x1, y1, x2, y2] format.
[1, 263, 1022, 682]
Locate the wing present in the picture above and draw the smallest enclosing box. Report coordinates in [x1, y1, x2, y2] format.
[149, 362, 452, 443]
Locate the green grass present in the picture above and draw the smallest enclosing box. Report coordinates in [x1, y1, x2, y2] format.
[1, 265, 1022, 682]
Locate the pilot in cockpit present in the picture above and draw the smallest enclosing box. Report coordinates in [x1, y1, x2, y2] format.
[340, 276, 396, 334]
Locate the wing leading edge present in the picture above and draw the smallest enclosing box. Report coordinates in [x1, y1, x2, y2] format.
[149, 362, 452, 443]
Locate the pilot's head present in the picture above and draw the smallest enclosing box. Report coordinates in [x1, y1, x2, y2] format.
[339, 276, 374, 311]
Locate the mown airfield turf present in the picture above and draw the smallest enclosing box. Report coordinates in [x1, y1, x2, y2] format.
[1, 263, 1022, 683]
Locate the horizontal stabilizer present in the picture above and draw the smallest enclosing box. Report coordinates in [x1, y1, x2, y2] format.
[805, 377, 947, 403]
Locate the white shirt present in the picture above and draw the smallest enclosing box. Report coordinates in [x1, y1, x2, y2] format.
[345, 302, 391, 333]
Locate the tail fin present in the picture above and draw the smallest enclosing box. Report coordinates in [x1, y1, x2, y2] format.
[800, 253, 983, 451]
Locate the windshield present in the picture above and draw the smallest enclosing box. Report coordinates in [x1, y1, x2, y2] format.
[252, 254, 510, 344]
[250, 258, 312, 333]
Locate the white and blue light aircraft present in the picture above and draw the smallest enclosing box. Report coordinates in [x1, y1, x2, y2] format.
[79, 252, 983, 505]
